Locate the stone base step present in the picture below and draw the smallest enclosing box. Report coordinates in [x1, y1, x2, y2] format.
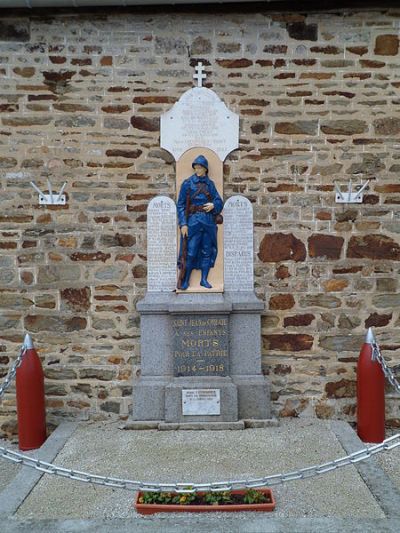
[120, 418, 279, 431]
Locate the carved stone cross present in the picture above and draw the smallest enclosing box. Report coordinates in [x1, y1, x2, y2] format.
[193, 61, 207, 87]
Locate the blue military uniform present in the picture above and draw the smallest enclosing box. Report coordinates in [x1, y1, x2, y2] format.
[177, 155, 223, 289]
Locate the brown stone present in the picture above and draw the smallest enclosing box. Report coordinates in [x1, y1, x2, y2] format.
[267, 184, 303, 193]
[102, 105, 130, 113]
[258, 233, 306, 262]
[284, 314, 315, 327]
[263, 45, 287, 54]
[274, 121, 318, 135]
[308, 234, 344, 259]
[347, 234, 400, 260]
[376, 184, 400, 193]
[105, 149, 142, 159]
[321, 120, 367, 135]
[25, 315, 87, 333]
[325, 379, 356, 399]
[132, 264, 146, 278]
[54, 103, 93, 112]
[269, 294, 295, 310]
[275, 265, 290, 279]
[373, 118, 400, 136]
[70, 252, 111, 262]
[61, 287, 91, 312]
[20, 271, 34, 285]
[216, 58, 253, 68]
[13, 67, 35, 78]
[2, 116, 53, 127]
[263, 334, 313, 352]
[360, 59, 385, 68]
[130, 116, 158, 131]
[346, 46, 368, 56]
[374, 35, 399, 56]
[315, 401, 335, 419]
[100, 55, 112, 66]
[322, 279, 349, 292]
[310, 45, 341, 54]
[71, 58, 92, 66]
[0, 214, 33, 223]
[365, 313, 392, 328]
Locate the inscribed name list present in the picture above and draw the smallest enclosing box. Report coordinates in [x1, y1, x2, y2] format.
[147, 196, 177, 292]
[160, 87, 239, 161]
[173, 315, 229, 377]
[223, 195, 254, 291]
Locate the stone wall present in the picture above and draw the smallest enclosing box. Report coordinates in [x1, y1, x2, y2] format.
[1, 6, 400, 436]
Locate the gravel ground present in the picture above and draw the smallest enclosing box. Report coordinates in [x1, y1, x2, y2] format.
[0, 438, 21, 492]
[16, 418, 384, 521]
[374, 428, 400, 493]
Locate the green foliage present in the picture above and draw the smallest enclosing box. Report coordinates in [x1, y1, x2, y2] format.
[139, 488, 268, 506]
[243, 488, 267, 504]
[204, 490, 233, 505]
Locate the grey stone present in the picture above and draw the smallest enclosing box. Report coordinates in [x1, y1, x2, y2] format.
[0, 315, 20, 329]
[0, 270, 15, 284]
[372, 294, 400, 308]
[37, 265, 80, 284]
[54, 115, 96, 128]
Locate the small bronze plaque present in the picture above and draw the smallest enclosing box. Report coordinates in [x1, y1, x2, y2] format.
[173, 315, 229, 377]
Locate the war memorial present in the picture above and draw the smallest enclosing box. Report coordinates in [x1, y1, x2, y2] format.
[1, 2, 400, 530]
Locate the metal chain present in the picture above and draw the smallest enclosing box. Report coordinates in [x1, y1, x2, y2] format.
[372, 342, 400, 394]
[1, 340, 400, 493]
[0, 344, 26, 398]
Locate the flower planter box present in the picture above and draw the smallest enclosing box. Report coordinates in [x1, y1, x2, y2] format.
[135, 488, 275, 515]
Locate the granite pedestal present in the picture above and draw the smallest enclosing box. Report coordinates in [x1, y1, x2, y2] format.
[131, 292, 271, 427]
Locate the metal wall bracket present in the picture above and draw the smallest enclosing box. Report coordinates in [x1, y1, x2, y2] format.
[30, 180, 67, 205]
[335, 179, 369, 204]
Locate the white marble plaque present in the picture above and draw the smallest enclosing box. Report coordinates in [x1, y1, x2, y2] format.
[147, 196, 177, 292]
[223, 195, 254, 291]
[160, 87, 239, 161]
[182, 389, 221, 416]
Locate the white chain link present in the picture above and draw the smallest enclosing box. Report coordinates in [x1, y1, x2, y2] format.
[0, 339, 400, 493]
[372, 342, 400, 394]
[0, 345, 26, 398]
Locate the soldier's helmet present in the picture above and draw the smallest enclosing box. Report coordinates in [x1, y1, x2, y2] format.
[192, 155, 208, 171]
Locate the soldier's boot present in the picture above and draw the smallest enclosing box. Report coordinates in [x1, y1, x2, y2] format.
[200, 265, 212, 289]
[180, 259, 193, 290]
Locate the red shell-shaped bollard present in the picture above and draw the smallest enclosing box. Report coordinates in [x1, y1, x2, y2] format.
[357, 328, 385, 443]
[16, 335, 46, 451]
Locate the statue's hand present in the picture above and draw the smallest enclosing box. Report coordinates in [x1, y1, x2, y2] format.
[203, 202, 214, 213]
[181, 225, 188, 237]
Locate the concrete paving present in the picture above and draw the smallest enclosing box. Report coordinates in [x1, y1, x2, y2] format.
[0, 418, 400, 532]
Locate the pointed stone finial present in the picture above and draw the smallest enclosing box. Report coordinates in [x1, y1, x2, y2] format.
[23, 333, 34, 349]
[365, 327, 376, 344]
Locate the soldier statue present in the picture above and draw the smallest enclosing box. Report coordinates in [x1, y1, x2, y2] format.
[177, 155, 223, 290]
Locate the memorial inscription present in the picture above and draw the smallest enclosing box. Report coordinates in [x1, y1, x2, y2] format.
[173, 315, 229, 377]
[147, 196, 177, 292]
[182, 389, 221, 416]
[224, 195, 254, 291]
[160, 87, 239, 161]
